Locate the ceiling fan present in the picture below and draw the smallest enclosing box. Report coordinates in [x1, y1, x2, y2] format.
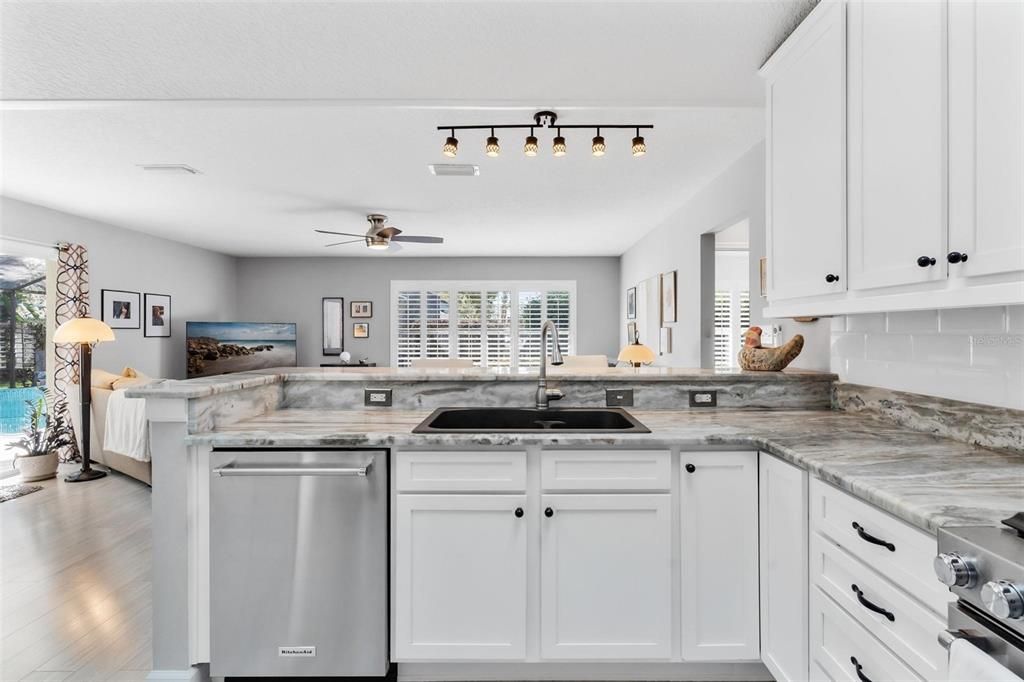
[315, 214, 444, 252]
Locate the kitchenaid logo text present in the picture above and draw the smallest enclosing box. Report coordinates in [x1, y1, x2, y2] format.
[278, 646, 316, 657]
[974, 334, 1023, 346]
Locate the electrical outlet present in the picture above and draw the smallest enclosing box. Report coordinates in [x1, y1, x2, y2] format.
[605, 388, 634, 407]
[688, 390, 717, 407]
[364, 388, 392, 407]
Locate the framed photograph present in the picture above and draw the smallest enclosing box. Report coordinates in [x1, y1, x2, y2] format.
[186, 321, 297, 378]
[353, 322, 369, 338]
[322, 297, 344, 355]
[144, 293, 171, 338]
[102, 289, 141, 329]
[626, 287, 636, 320]
[350, 301, 373, 318]
[626, 321, 638, 344]
[659, 327, 672, 355]
[660, 270, 677, 323]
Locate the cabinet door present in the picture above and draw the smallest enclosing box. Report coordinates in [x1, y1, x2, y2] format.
[848, 0, 948, 290]
[764, 0, 847, 300]
[949, 0, 1024, 278]
[759, 453, 809, 682]
[540, 494, 671, 659]
[394, 494, 527, 660]
[680, 451, 759, 661]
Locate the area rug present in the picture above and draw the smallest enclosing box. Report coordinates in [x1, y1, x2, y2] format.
[0, 484, 43, 502]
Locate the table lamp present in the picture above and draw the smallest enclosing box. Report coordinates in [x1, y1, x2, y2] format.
[54, 317, 116, 483]
[618, 331, 655, 370]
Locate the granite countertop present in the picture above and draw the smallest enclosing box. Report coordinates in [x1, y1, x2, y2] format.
[126, 366, 837, 399]
[190, 408, 1024, 534]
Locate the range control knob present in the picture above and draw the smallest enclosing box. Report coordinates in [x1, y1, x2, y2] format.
[934, 552, 978, 587]
[981, 580, 1024, 620]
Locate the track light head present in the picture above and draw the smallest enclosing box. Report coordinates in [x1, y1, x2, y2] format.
[524, 128, 539, 157]
[553, 130, 566, 157]
[442, 135, 459, 158]
[485, 129, 500, 157]
[632, 134, 646, 157]
[591, 130, 606, 157]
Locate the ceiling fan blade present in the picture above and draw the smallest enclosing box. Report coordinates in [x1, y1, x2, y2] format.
[376, 226, 403, 239]
[383, 242, 402, 253]
[315, 229, 367, 238]
[390, 235, 444, 244]
[324, 239, 365, 247]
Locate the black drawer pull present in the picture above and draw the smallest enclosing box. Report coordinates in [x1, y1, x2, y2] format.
[852, 522, 896, 552]
[852, 584, 895, 622]
[850, 656, 873, 682]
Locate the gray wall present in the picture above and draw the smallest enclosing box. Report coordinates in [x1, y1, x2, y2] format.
[1, 197, 238, 379]
[235, 256, 620, 367]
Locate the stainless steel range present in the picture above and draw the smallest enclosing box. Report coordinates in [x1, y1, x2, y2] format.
[935, 513, 1024, 678]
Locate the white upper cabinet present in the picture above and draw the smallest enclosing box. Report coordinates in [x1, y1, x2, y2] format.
[680, 451, 760, 661]
[948, 0, 1024, 279]
[847, 0, 948, 290]
[761, 0, 847, 300]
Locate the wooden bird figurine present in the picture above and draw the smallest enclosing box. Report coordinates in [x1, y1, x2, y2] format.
[737, 326, 804, 371]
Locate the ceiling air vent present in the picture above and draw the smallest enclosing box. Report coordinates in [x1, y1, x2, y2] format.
[138, 164, 202, 175]
[428, 164, 479, 177]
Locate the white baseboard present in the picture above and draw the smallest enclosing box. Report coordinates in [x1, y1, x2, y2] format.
[146, 664, 208, 682]
[397, 661, 773, 681]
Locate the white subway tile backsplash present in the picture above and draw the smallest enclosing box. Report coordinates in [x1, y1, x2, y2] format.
[887, 310, 939, 334]
[865, 334, 913, 362]
[830, 315, 848, 333]
[913, 334, 971, 366]
[940, 306, 1007, 333]
[1008, 306, 1024, 334]
[971, 334, 1024, 370]
[846, 313, 887, 333]
[831, 332, 865, 360]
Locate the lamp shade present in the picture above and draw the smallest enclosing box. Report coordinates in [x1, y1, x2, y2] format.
[54, 317, 115, 345]
[618, 342, 655, 365]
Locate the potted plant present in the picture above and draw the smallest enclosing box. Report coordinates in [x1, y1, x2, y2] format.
[13, 389, 73, 482]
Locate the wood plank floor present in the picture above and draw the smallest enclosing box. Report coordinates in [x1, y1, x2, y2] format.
[1, 465, 152, 682]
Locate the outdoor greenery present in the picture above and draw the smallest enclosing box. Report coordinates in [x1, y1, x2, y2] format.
[14, 388, 72, 459]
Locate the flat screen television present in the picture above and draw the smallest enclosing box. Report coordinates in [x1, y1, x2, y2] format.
[186, 321, 297, 378]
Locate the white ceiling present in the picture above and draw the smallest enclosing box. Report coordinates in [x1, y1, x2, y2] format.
[0, 0, 816, 258]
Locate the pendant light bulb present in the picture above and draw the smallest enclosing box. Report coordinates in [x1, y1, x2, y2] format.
[632, 129, 647, 157]
[485, 128, 500, 157]
[524, 127, 539, 157]
[442, 130, 459, 158]
[592, 128, 606, 157]
[552, 129, 567, 157]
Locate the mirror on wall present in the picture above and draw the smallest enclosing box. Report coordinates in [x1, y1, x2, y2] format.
[322, 297, 344, 355]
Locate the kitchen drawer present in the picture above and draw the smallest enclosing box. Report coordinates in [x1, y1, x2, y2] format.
[811, 586, 924, 682]
[540, 449, 671, 491]
[811, 532, 947, 680]
[396, 450, 526, 492]
[810, 478, 949, 614]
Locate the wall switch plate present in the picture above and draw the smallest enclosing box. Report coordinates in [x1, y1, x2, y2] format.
[364, 388, 393, 407]
[688, 390, 718, 407]
[606, 388, 634, 407]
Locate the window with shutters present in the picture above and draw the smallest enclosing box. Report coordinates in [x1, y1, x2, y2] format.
[391, 281, 576, 370]
[713, 289, 751, 369]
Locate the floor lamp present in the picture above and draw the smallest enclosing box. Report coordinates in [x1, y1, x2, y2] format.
[54, 317, 116, 483]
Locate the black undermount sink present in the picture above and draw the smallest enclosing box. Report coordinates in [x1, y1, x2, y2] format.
[412, 407, 651, 433]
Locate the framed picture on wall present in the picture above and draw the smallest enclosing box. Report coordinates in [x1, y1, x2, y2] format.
[143, 293, 172, 337]
[626, 321, 638, 344]
[626, 287, 636, 320]
[102, 289, 141, 329]
[660, 270, 677, 323]
[350, 301, 373, 318]
[353, 322, 369, 338]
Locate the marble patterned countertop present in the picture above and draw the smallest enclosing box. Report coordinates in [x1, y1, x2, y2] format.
[126, 366, 837, 399]
[190, 407, 1024, 534]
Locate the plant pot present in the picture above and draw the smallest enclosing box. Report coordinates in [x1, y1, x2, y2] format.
[15, 451, 59, 482]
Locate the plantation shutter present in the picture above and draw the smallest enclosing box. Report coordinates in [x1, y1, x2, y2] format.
[714, 290, 733, 369]
[456, 291, 483, 365]
[424, 290, 450, 358]
[396, 290, 423, 367]
[485, 290, 513, 368]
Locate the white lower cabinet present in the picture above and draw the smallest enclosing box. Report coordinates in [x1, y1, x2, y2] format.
[540, 493, 672, 659]
[680, 451, 759, 661]
[759, 453, 810, 681]
[394, 494, 527, 660]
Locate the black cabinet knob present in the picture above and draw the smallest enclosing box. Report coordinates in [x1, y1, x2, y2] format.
[544, 507, 554, 518]
[947, 251, 969, 264]
[685, 463, 696, 473]
[514, 507, 524, 518]
[917, 256, 937, 267]
[825, 273, 840, 283]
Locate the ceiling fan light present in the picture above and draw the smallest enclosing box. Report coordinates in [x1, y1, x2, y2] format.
[552, 135, 567, 157]
[442, 136, 459, 157]
[591, 135, 606, 157]
[524, 135, 539, 157]
[367, 237, 390, 250]
[485, 135, 501, 157]
[632, 135, 647, 156]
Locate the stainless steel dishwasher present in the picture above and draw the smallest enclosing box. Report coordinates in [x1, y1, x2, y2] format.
[209, 449, 388, 678]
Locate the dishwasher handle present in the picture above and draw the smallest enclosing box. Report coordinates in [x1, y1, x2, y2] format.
[213, 461, 372, 477]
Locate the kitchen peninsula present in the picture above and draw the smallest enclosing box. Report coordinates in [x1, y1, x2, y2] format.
[128, 366, 1024, 682]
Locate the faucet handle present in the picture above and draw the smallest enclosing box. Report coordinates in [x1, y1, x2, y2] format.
[546, 388, 565, 401]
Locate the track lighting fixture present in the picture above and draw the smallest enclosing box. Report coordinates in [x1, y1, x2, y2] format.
[592, 129, 606, 157]
[436, 111, 652, 161]
[553, 129, 567, 157]
[524, 128, 539, 157]
[442, 129, 458, 158]
[485, 129, 501, 157]
[632, 128, 647, 157]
